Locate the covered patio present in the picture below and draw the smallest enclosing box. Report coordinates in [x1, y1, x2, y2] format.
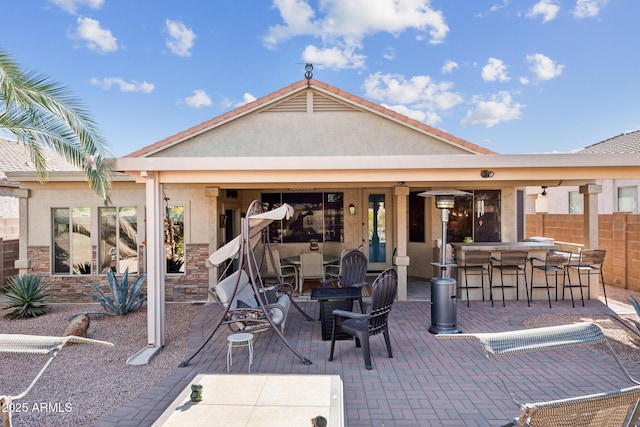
[94, 285, 640, 426]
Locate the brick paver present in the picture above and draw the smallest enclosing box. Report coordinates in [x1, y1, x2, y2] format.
[92, 296, 640, 426]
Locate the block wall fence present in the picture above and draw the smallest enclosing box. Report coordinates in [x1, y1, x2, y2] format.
[526, 213, 640, 291]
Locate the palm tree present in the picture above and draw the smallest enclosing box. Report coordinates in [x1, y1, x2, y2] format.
[0, 48, 113, 203]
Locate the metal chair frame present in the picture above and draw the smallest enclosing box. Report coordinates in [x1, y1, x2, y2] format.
[490, 250, 528, 307]
[458, 251, 491, 307]
[436, 322, 640, 427]
[0, 334, 113, 427]
[299, 251, 325, 295]
[528, 250, 572, 308]
[565, 249, 607, 307]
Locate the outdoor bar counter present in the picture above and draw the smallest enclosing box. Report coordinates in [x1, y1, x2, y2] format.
[450, 241, 558, 303]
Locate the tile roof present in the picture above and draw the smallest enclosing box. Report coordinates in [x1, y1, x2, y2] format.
[579, 129, 640, 154]
[0, 137, 80, 181]
[126, 79, 495, 158]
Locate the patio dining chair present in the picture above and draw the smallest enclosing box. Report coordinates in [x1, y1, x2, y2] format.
[328, 268, 397, 370]
[321, 249, 368, 312]
[0, 334, 113, 427]
[265, 249, 298, 293]
[299, 251, 325, 295]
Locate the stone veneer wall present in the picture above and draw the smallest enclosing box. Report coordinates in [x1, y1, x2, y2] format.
[526, 213, 640, 291]
[26, 243, 210, 303]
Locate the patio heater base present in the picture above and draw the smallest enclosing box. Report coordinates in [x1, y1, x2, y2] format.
[429, 276, 460, 334]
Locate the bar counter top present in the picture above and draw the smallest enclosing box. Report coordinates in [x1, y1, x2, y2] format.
[450, 241, 557, 252]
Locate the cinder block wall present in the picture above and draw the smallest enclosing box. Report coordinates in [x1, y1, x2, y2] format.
[526, 213, 640, 291]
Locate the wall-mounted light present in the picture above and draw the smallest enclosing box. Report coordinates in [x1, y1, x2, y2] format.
[480, 169, 494, 179]
[348, 203, 356, 216]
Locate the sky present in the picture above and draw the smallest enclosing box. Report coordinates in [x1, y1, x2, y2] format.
[3, 0, 640, 157]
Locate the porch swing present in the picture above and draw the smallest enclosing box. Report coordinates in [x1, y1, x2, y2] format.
[179, 200, 313, 367]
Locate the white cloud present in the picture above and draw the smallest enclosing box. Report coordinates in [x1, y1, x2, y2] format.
[572, 0, 610, 18]
[363, 72, 463, 126]
[383, 104, 442, 126]
[481, 58, 510, 82]
[441, 60, 458, 74]
[90, 77, 155, 93]
[183, 89, 212, 108]
[71, 17, 118, 54]
[525, 53, 564, 80]
[263, 0, 449, 69]
[242, 93, 257, 105]
[527, 0, 560, 23]
[48, 0, 103, 14]
[302, 43, 366, 69]
[461, 91, 523, 128]
[165, 19, 196, 57]
[382, 47, 395, 61]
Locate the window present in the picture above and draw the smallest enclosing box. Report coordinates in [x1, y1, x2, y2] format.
[261, 192, 344, 243]
[618, 186, 638, 213]
[569, 191, 583, 214]
[99, 206, 138, 274]
[52, 207, 91, 275]
[447, 190, 501, 242]
[409, 191, 425, 242]
[165, 205, 185, 273]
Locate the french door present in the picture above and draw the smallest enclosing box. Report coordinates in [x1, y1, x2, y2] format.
[364, 190, 392, 271]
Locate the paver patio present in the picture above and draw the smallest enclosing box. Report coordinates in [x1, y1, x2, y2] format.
[93, 282, 640, 427]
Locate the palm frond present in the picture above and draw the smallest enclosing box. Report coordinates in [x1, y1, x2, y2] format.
[0, 48, 113, 203]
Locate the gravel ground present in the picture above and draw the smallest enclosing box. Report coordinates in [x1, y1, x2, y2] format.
[2, 287, 640, 426]
[0, 302, 204, 427]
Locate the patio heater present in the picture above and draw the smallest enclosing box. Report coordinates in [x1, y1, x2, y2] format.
[419, 190, 471, 334]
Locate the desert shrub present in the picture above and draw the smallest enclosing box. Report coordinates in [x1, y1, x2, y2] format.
[83, 268, 147, 316]
[2, 274, 51, 319]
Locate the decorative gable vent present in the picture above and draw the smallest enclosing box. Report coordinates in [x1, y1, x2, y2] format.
[262, 90, 360, 113]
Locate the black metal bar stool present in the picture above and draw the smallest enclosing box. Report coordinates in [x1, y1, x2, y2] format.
[489, 250, 528, 307]
[565, 249, 607, 307]
[528, 250, 572, 308]
[458, 251, 491, 306]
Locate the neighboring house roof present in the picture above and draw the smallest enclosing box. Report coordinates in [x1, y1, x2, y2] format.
[0, 137, 80, 183]
[126, 79, 495, 158]
[579, 129, 640, 154]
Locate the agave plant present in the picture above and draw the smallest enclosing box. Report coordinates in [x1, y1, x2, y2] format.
[83, 268, 147, 316]
[2, 274, 51, 319]
[626, 295, 640, 336]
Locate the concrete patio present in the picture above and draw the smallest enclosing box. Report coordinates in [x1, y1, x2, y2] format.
[93, 280, 640, 426]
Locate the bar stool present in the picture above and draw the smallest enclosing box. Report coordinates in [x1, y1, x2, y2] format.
[227, 332, 254, 372]
[489, 250, 528, 307]
[528, 250, 571, 308]
[458, 251, 491, 306]
[565, 249, 607, 307]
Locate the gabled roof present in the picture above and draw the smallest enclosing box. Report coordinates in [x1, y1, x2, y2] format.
[126, 79, 495, 158]
[0, 137, 80, 182]
[579, 129, 640, 154]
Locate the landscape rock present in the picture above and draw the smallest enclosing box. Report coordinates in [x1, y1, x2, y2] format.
[64, 314, 90, 337]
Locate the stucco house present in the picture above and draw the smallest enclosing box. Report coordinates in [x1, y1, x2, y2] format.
[7, 78, 640, 361]
[527, 130, 640, 215]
